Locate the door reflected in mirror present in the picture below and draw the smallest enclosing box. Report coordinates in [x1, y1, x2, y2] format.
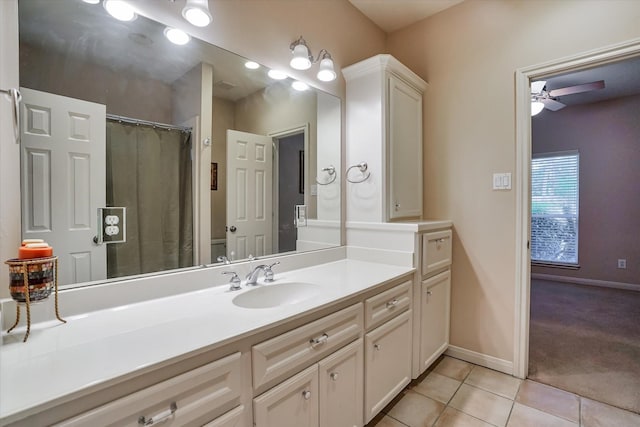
[18, 0, 341, 288]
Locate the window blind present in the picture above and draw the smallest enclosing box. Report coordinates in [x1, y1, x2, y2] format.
[531, 152, 579, 264]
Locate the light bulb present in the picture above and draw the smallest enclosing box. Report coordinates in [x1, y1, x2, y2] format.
[103, 0, 136, 22]
[82, 0, 100, 4]
[317, 57, 336, 82]
[164, 27, 190, 45]
[531, 101, 544, 116]
[290, 43, 311, 70]
[292, 81, 310, 91]
[268, 70, 287, 80]
[182, 0, 212, 27]
[244, 61, 260, 70]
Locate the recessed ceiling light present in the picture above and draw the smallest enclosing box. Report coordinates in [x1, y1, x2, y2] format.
[164, 27, 190, 46]
[292, 81, 310, 91]
[103, 0, 137, 22]
[268, 70, 287, 80]
[244, 61, 260, 70]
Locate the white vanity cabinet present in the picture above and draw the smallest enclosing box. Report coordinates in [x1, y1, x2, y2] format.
[343, 54, 427, 222]
[363, 281, 413, 423]
[253, 339, 364, 427]
[55, 352, 244, 427]
[415, 229, 452, 375]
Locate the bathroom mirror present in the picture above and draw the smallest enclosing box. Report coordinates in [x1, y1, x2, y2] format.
[17, 0, 341, 288]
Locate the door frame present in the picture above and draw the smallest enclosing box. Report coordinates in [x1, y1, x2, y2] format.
[513, 37, 640, 379]
[269, 123, 309, 254]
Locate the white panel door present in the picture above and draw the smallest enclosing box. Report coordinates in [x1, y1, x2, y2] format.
[20, 88, 106, 285]
[226, 130, 273, 260]
[387, 74, 422, 220]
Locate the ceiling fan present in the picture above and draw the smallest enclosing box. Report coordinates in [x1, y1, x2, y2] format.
[530, 79, 605, 115]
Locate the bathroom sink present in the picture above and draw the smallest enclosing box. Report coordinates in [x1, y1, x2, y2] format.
[232, 282, 320, 309]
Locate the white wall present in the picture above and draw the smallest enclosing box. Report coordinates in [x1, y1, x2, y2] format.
[387, 0, 640, 364]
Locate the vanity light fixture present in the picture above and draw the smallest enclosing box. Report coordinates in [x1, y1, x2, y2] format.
[164, 27, 190, 45]
[182, 0, 213, 27]
[245, 61, 260, 70]
[289, 36, 337, 82]
[268, 69, 288, 80]
[291, 81, 310, 91]
[103, 0, 137, 22]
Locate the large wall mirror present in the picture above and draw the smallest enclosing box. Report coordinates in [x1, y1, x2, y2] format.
[17, 0, 341, 288]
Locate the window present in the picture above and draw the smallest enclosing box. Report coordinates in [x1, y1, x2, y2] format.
[531, 151, 579, 265]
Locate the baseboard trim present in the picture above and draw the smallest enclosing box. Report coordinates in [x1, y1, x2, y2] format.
[445, 345, 514, 376]
[531, 273, 640, 292]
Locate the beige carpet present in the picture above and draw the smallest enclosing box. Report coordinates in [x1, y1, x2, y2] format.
[528, 279, 640, 414]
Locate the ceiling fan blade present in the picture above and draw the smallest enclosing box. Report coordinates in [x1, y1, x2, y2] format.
[531, 80, 546, 94]
[543, 98, 566, 111]
[549, 80, 605, 97]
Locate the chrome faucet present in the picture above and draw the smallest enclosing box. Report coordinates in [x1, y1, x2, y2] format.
[245, 261, 280, 286]
[222, 271, 242, 291]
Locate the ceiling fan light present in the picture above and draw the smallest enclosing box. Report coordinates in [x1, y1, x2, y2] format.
[531, 101, 544, 116]
[182, 0, 212, 27]
[531, 80, 546, 94]
[317, 57, 336, 82]
[290, 43, 312, 70]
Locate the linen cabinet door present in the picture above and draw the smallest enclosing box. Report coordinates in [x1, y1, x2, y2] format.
[253, 365, 319, 427]
[318, 339, 364, 427]
[364, 310, 412, 423]
[420, 270, 451, 372]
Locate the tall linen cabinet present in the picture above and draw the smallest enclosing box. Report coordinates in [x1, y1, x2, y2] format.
[343, 54, 428, 223]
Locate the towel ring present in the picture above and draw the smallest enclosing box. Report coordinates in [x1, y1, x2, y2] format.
[346, 162, 371, 184]
[316, 165, 337, 185]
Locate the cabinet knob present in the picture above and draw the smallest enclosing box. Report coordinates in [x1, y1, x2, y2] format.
[374, 344, 381, 351]
[427, 290, 433, 296]
[302, 390, 312, 400]
[330, 372, 339, 381]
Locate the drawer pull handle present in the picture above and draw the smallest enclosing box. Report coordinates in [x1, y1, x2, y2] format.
[374, 344, 381, 351]
[310, 333, 329, 347]
[302, 390, 312, 400]
[138, 402, 177, 425]
[435, 238, 446, 244]
[330, 372, 339, 381]
[386, 298, 399, 308]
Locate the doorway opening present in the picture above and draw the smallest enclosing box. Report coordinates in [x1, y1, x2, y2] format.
[514, 39, 640, 410]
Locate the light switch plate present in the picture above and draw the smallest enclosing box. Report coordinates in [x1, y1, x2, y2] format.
[295, 205, 307, 227]
[493, 173, 512, 190]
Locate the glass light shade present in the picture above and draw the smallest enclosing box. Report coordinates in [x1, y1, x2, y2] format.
[103, 0, 136, 22]
[292, 81, 310, 91]
[531, 101, 545, 116]
[82, 0, 100, 4]
[317, 57, 337, 82]
[244, 61, 260, 70]
[268, 70, 288, 80]
[182, 0, 212, 27]
[531, 80, 546, 94]
[290, 43, 311, 70]
[164, 27, 190, 45]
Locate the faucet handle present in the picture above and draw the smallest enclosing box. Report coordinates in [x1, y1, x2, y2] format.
[222, 271, 242, 291]
[264, 261, 280, 282]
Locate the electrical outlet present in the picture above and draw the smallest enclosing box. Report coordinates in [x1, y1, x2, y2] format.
[617, 259, 627, 269]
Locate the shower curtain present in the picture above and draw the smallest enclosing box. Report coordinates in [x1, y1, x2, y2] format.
[106, 121, 193, 278]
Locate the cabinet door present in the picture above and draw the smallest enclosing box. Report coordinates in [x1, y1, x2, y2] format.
[318, 339, 364, 427]
[387, 74, 422, 220]
[364, 310, 412, 423]
[420, 270, 451, 373]
[254, 364, 319, 427]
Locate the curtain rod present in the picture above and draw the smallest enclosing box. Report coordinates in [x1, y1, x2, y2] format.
[106, 114, 192, 133]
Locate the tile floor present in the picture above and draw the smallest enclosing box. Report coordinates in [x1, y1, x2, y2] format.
[366, 356, 640, 427]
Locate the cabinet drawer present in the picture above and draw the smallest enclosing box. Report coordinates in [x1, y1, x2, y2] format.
[364, 280, 411, 330]
[422, 230, 452, 276]
[56, 352, 242, 427]
[203, 405, 245, 427]
[253, 303, 363, 390]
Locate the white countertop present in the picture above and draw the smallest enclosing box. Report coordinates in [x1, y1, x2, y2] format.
[0, 259, 413, 423]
